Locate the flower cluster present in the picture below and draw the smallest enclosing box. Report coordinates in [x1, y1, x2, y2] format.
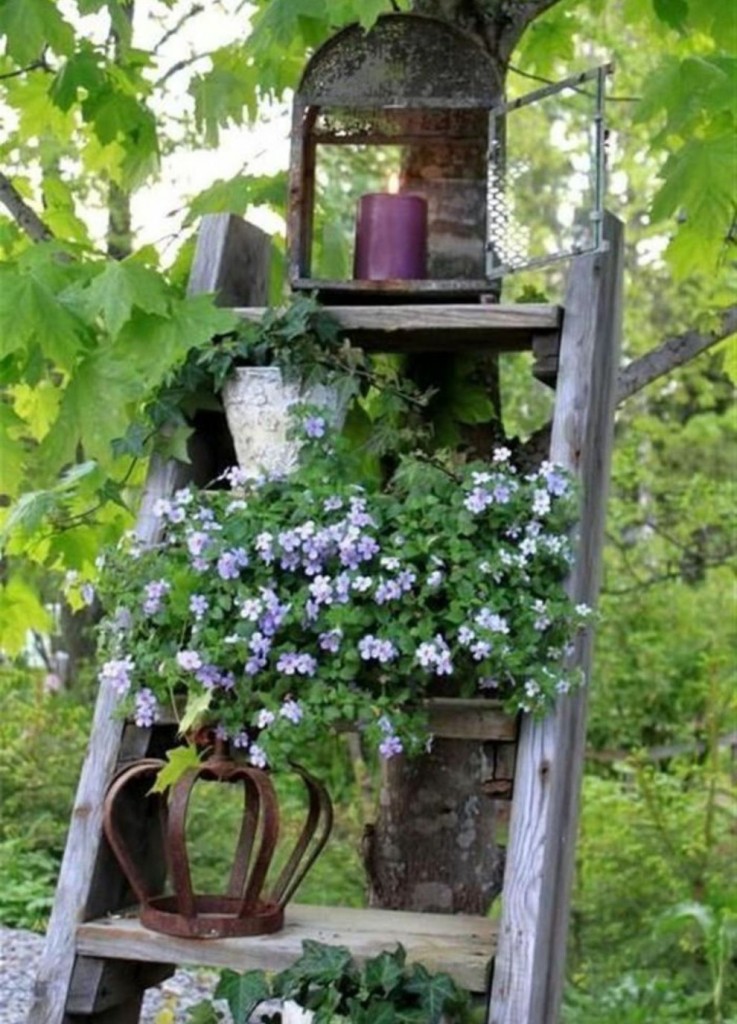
[94, 421, 588, 769]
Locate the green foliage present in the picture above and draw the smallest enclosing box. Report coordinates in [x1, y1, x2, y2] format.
[0, 668, 92, 856]
[0, 838, 57, 931]
[567, 750, 737, 1020]
[201, 940, 474, 1023]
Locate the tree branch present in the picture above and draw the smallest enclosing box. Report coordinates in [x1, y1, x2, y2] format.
[152, 2, 204, 54]
[0, 171, 53, 242]
[617, 304, 737, 404]
[0, 57, 51, 80]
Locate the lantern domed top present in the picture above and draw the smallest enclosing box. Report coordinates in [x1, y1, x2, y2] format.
[296, 13, 498, 109]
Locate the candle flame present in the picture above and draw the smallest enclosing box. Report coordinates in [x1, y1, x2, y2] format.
[387, 171, 400, 194]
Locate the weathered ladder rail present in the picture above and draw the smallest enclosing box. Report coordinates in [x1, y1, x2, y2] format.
[488, 213, 624, 1024]
[27, 211, 623, 1024]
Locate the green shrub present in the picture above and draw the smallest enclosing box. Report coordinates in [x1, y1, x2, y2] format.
[0, 668, 92, 857]
[0, 838, 57, 931]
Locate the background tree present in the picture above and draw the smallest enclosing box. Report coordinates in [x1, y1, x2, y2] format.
[0, 0, 735, 1014]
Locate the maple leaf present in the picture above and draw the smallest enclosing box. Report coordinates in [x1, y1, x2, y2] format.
[82, 260, 171, 338]
[0, 267, 87, 371]
[0, 0, 75, 64]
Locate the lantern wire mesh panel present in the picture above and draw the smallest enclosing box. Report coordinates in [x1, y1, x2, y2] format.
[486, 64, 613, 279]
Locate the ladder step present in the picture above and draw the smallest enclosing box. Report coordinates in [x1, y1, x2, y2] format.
[235, 304, 562, 353]
[76, 904, 496, 993]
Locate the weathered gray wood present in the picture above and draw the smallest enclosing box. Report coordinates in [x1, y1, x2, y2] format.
[66, 958, 172, 1014]
[187, 213, 271, 305]
[26, 458, 187, 1024]
[29, 214, 268, 1024]
[487, 213, 624, 1024]
[236, 303, 561, 352]
[77, 904, 497, 993]
[425, 698, 518, 741]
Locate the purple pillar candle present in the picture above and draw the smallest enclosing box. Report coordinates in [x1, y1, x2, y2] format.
[353, 192, 428, 281]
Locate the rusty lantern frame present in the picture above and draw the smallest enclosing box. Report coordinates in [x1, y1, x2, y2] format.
[287, 13, 612, 299]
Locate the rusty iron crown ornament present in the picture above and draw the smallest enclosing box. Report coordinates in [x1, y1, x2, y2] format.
[102, 741, 333, 939]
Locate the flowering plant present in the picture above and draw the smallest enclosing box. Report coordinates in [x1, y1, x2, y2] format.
[93, 415, 588, 770]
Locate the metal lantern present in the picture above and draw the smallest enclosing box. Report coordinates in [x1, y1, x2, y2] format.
[287, 13, 612, 299]
[287, 13, 498, 301]
[103, 745, 333, 939]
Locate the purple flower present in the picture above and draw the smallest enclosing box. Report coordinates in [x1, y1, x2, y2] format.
[458, 625, 476, 646]
[255, 532, 275, 564]
[309, 575, 334, 606]
[471, 640, 492, 661]
[323, 496, 343, 512]
[464, 488, 493, 514]
[249, 632, 272, 659]
[176, 649, 202, 672]
[280, 698, 303, 724]
[189, 594, 209, 620]
[379, 734, 404, 759]
[276, 652, 316, 676]
[358, 635, 398, 664]
[195, 663, 222, 688]
[540, 461, 569, 496]
[134, 688, 158, 728]
[218, 547, 248, 580]
[375, 579, 402, 604]
[187, 531, 210, 557]
[475, 608, 509, 634]
[257, 708, 276, 729]
[143, 579, 170, 615]
[303, 414, 326, 439]
[239, 597, 263, 622]
[233, 730, 250, 749]
[414, 635, 453, 676]
[319, 628, 343, 653]
[99, 656, 135, 696]
[249, 743, 268, 769]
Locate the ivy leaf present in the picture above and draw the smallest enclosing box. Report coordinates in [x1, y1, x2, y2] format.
[362, 948, 406, 996]
[82, 259, 170, 338]
[287, 940, 355, 987]
[404, 964, 462, 1024]
[149, 744, 201, 795]
[0, 0, 75, 64]
[214, 970, 271, 1024]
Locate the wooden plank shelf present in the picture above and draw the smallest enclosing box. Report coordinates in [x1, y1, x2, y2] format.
[235, 303, 562, 354]
[76, 904, 497, 993]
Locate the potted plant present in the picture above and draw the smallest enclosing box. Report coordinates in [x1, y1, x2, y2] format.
[91, 417, 588, 771]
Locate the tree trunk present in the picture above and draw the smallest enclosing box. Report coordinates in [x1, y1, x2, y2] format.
[365, 740, 506, 912]
[366, 0, 541, 916]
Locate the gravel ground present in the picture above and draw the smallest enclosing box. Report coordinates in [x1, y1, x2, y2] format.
[0, 925, 226, 1023]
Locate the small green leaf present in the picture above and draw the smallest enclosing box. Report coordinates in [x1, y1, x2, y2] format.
[652, 0, 689, 30]
[178, 690, 213, 735]
[0, 575, 52, 656]
[214, 970, 271, 1024]
[149, 745, 202, 795]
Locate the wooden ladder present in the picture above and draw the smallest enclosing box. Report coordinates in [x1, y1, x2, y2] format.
[27, 211, 623, 1024]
